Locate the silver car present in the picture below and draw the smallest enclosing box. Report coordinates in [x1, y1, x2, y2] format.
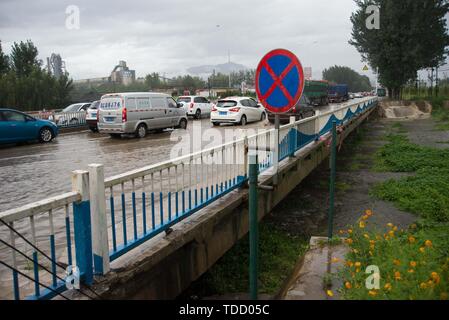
[97, 92, 188, 138]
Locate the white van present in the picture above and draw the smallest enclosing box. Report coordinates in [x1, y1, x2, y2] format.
[97, 92, 188, 138]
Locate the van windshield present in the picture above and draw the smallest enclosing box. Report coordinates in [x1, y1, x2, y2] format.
[100, 97, 122, 110]
[217, 100, 237, 108]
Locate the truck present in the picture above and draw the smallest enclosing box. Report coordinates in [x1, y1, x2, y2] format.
[303, 80, 329, 106]
[328, 84, 349, 103]
[377, 87, 387, 97]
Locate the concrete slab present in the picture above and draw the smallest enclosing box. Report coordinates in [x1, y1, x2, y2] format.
[282, 237, 348, 300]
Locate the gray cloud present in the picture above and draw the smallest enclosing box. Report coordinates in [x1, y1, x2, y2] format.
[0, 0, 377, 81]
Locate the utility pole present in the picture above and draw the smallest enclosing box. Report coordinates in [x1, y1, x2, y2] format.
[228, 50, 231, 89]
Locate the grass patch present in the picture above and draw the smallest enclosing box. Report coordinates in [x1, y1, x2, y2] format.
[186, 222, 308, 296]
[338, 133, 449, 300]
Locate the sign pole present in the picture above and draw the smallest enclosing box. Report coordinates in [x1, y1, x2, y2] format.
[273, 114, 280, 185]
[249, 154, 259, 300]
[327, 121, 337, 240]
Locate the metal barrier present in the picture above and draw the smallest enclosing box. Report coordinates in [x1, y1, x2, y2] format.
[32, 111, 87, 128]
[0, 97, 378, 300]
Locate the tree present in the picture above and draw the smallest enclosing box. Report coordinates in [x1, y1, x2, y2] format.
[0, 41, 9, 75]
[349, 0, 449, 99]
[10, 40, 40, 77]
[322, 65, 373, 92]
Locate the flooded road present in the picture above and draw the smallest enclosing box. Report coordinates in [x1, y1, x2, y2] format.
[0, 99, 363, 213]
[0, 118, 273, 212]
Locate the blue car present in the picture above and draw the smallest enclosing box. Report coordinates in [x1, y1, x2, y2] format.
[0, 108, 59, 144]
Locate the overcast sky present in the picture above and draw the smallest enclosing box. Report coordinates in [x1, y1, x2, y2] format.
[0, 0, 435, 83]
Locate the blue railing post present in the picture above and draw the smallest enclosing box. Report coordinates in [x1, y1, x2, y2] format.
[72, 170, 94, 285]
[289, 116, 297, 157]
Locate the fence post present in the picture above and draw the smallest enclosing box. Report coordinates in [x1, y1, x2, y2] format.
[88, 164, 110, 275]
[72, 170, 94, 285]
[248, 154, 258, 300]
[328, 121, 337, 240]
[289, 116, 297, 157]
[243, 134, 249, 178]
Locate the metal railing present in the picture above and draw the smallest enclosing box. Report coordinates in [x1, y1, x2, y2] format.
[0, 97, 378, 300]
[32, 111, 87, 128]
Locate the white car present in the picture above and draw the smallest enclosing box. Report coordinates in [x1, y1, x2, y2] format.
[210, 97, 267, 126]
[86, 100, 100, 132]
[50, 102, 91, 126]
[177, 96, 213, 119]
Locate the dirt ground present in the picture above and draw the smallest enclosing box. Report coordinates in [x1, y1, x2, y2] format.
[266, 114, 423, 238]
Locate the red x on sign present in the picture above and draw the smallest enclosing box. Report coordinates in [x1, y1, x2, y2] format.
[255, 49, 305, 114]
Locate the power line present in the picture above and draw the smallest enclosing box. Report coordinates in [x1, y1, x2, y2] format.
[0, 238, 96, 300]
[0, 218, 102, 300]
[0, 260, 71, 300]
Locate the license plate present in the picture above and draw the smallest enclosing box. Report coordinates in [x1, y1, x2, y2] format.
[92, 112, 97, 117]
[104, 117, 115, 122]
[219, 111, 227, 116]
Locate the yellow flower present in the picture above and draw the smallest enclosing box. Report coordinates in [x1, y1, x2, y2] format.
[408, 269, 415, 274]
[348, 229, 353, 234]
[346, 238, 354, 245]
[331, 257, 340, 263]
[326, 290, 334, 297]
[369, 251, 373, 256]
[352, 249, 359, 254]
[369, 240, 376, 245]
[384, 283, 392, 291]
[364, 233, 370, 239]
[369, 244, 375, 250]
[346, 261, 354, 267]
[345, 282, 352, 289]
[365, 209, 373, 216]
[387, 223, 394, 228]
[410, 261, 417, 268]
[425, 240, 433, 248]
[393, 226, 398, 231]
[388, 230, 395, 237]
[359, 221, 366, 229]
[420, 282, 428, 289]
[419, 247, 426, 253]
[362, 215, 369, 221]
[368, 290, 378, 297]
[394, 271, 402, 280]
[354, 262, 361, 268]
[339, 230, 345, 235]
[393, 259, 401, 266]
[431, 272, 440, 284]
[408, 236, 416, 244]
[356, 268, 361, 273]
[411, 224, 417, 229]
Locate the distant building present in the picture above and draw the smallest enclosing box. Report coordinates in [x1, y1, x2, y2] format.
[111, 60, 135, 85]
[46, 53, 66, 79]
[74, 60, 136, 86]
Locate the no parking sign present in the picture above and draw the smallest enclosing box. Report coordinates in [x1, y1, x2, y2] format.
[255, 49, 305, 114]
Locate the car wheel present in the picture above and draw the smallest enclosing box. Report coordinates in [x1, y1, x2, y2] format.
[260, 112, 266, 121]
[212, 122, 220, 127]
[135, 123, 147, 138]
[195, 109, 201, 120]
[178, 118, 187, 130]
[240, 115, 247, 126]
[39, 127, 53, 143]
[109, 133, 121, 138]
[89, 126, 98, 133]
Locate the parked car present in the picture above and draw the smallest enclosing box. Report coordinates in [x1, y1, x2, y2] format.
[86, 100, 100, 132]
[50, 102, 91, 126]
[210, 97, 267, 126]
[0, 108, 58, 144]
[267, 95, 315, 124]
[177, 96, 213, 119]
[97, 92, 188, 138]
[354, 92, 364, 98]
